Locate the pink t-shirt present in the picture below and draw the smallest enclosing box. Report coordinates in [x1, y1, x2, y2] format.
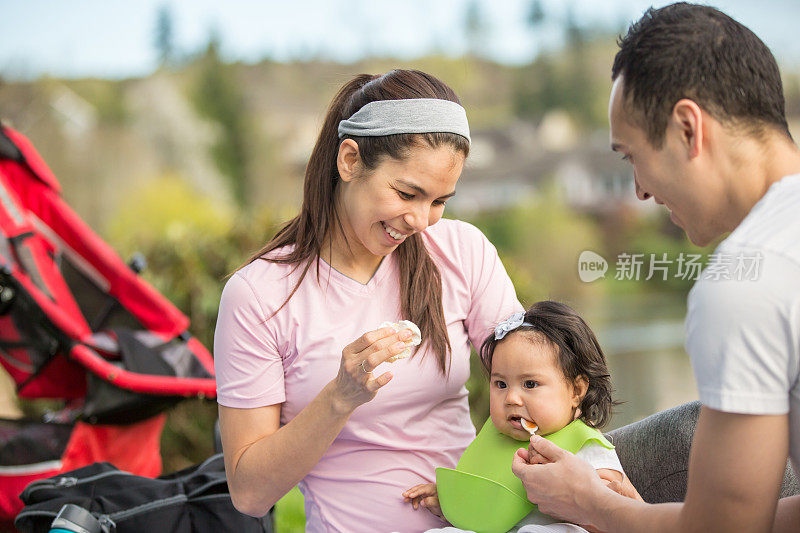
[214, 218, 521, 532]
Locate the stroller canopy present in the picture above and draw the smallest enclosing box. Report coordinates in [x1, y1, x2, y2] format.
[0, 125, 215, 420]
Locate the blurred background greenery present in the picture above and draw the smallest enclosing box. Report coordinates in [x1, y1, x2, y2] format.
[2, 1, 799, 530]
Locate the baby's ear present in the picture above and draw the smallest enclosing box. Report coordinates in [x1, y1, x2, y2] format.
[572, 375, 589, 405]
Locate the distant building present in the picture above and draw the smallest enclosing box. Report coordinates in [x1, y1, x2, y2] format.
[49, 84, 98, 140]
[454, 120, 640, 215]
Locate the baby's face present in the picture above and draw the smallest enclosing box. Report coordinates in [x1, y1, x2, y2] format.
[488, 332, 582, 441]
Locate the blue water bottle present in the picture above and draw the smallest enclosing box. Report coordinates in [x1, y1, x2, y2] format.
[49, 504, 102, 533]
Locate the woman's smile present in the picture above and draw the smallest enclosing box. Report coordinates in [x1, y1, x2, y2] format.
[380, 221, 409, 243]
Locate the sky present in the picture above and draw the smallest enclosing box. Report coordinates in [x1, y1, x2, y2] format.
[2, 0, 800, 80]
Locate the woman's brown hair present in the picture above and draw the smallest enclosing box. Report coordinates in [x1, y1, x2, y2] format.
[240, 70, 470, 375]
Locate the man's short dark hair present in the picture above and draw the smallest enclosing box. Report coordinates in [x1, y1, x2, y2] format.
[612, 2, 791, 147]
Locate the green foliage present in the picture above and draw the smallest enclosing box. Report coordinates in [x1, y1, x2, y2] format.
[105, 174, 282, 469]
[159, 399, 218, 472]
[107, 174, 235, 251]
[599, 213, 713, 294]
[107, 175, 280, 350]
[464, 191, 604, 304]
[190, 38, 251, 208]
[513, 51, 607, 129]
[513, 11, 616, 131]
[466, 349, 490, 429]
[65, 79, 129, 125]
[460, 195, 609, 437]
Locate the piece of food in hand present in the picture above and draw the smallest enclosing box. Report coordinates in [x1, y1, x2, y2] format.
[520, 418, 538, 435]
[379, 320, 421, 362]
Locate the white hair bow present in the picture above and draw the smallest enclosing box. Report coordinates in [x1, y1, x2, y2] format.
[494, 312, 533, 340]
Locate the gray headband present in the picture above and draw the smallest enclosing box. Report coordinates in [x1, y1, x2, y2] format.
[337, 98, 471, 144]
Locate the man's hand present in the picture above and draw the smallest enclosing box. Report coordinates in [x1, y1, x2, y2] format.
[511, 436, 607, 526]
[402, 483, 444, 520]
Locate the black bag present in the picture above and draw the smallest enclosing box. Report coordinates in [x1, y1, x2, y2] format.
[14, 454, 272, 533]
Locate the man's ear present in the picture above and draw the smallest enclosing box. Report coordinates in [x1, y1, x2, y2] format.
[337, 139, 361, 182]
[671, 98, 704, 158]
[572, 375, 589, 408]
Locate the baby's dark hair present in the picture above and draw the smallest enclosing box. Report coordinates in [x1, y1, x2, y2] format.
[480, 301, 618, 428]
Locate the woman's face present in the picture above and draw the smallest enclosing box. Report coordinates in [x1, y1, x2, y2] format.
[335, 141, 464, 263]
[488, 332, 586, 441]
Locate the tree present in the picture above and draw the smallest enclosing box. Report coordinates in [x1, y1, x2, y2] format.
[154, 4, 174, 68]
[527, 0, 545, 29]
[464, 0, 486, 57]
[513, 0, 605, 129]
[191, 30, 251, 209]
[561, 4, 594, 124]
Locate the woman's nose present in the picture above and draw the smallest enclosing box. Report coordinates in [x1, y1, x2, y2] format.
[403, 203, 431, 231]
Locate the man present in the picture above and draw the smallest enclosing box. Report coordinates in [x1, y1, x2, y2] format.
[511, 3, 800, 532]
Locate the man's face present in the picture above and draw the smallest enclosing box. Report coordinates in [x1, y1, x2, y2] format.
[609, 77, 726, 246]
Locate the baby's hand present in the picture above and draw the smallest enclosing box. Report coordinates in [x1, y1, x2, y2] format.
[402, 483, 443, 519]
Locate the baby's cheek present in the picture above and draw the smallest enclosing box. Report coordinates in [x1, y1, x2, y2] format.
[487, 409, 505, 433]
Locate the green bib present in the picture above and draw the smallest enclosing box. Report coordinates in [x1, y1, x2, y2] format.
[436, 419, 612, 533]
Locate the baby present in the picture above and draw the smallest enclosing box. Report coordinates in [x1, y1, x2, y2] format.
[403, 301, 624, 532]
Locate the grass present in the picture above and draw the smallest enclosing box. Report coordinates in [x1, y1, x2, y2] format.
[273, 487, 305, 532]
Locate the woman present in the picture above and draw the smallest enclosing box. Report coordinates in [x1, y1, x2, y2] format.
[214, 69, 522, 532]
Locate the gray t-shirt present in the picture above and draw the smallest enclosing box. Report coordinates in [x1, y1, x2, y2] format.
[686, 173, 800, 477]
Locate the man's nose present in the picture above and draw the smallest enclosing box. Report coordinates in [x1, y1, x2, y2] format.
[634, 175, 651, 201]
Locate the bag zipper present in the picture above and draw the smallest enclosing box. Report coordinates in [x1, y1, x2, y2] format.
[19, 457, 233, 530]
[22, 456, 223, 499]
[21, 469, 135, 499]
[186, 478, 228, 498]
[103, 494, 241, 528]
[103, 493, 187, 521]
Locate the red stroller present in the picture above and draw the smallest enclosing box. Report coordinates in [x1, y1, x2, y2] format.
[0, 125, 217, 525]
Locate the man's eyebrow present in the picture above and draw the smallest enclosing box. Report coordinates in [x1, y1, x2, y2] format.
[396, 179, 456, 199]
[611, 142, 625, 152]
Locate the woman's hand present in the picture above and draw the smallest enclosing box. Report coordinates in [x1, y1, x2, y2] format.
[331, 326, 413, 413]
[402, 483, 444, 519]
